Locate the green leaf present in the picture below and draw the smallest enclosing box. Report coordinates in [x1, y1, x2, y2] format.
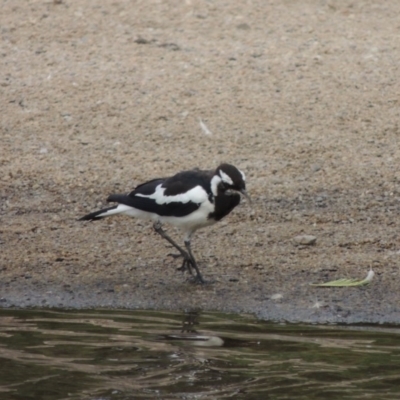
[310, 269, 374, 287]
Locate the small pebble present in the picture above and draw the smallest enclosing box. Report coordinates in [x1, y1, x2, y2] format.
[293, 235, 317, 245]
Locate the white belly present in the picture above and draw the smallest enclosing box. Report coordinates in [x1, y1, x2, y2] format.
[120, 200, 216, 234]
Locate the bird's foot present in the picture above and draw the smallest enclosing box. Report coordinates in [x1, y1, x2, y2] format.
[166, 250, 208, 284]
[167, 253, 193, 275]
[187, 273, 210, 285]
[180, 258, 194, 275]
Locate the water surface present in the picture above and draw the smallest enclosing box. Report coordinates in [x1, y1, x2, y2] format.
[0, 309, 400, 399]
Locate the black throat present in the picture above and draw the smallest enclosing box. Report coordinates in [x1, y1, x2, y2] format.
[209, 191, 241, 221]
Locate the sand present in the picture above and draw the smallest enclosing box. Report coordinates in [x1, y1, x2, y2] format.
[2, 0, 400, 323]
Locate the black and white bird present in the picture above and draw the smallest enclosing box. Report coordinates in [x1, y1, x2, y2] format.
[79, 163, 250, 283]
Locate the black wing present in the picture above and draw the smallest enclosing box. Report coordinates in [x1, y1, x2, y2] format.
[107, 175, 202, 217]
[130, 178, 166, 196]
[163, 169, 213, 197]
[107, 193, 201, 217]
[106, 169, 213, 217]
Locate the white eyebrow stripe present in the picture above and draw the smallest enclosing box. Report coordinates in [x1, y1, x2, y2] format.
[219, 170, 233, 185]
[239, 169, 246, 181]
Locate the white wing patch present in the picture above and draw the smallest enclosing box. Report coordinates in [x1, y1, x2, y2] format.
[136, 184, 208, 205]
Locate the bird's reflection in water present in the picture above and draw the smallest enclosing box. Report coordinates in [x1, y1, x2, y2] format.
[157, 309, 253, 347]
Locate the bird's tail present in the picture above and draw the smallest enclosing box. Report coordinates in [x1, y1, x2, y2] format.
[79, 205, 121, 221]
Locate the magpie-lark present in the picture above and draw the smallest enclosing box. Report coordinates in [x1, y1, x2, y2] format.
[79, 163, 250, 283]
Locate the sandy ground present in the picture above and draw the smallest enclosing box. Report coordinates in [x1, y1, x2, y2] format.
[2, 0, 400, 324]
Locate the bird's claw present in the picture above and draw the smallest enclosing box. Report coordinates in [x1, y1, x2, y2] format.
[187, 273, 207, 285]
[167, 253, 194, 275]
[179, 259, 194, 276]
[165, 247, 205, 284]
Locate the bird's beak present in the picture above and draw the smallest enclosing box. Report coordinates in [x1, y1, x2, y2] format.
[240, 189, 252, 205]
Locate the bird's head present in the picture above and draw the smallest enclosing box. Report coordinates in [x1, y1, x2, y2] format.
[211, 163, 251, 203]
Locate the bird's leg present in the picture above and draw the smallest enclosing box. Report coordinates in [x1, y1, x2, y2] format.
[184, 240, 205, 284]
[153, 222, 193, 275]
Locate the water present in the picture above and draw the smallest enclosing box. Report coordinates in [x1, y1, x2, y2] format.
[0, 309, 400, 399]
